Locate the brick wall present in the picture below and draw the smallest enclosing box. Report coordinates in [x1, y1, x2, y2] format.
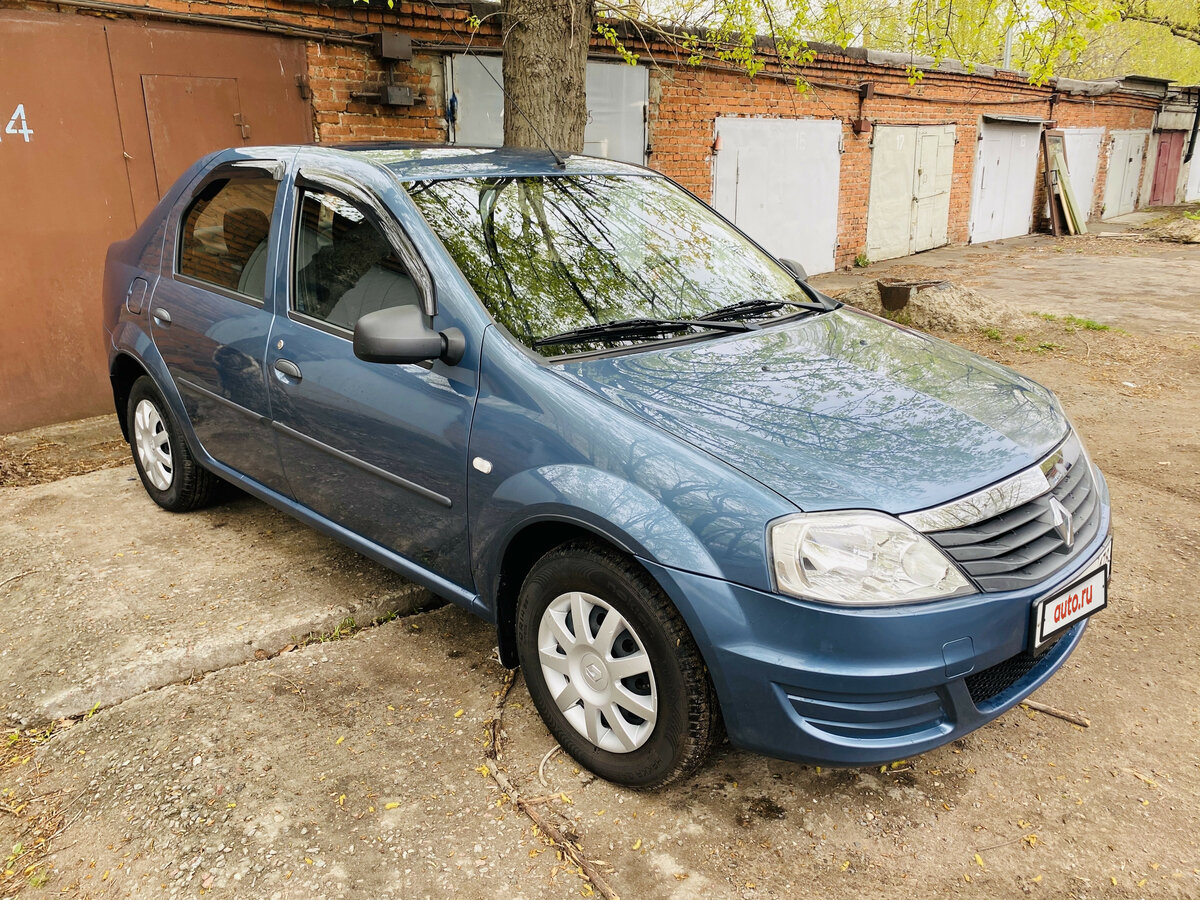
[9, 0, 1163, 267]
[648, 62, 1158, 265]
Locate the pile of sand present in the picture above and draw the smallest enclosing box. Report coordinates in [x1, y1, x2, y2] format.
[832, 279, 1027, 333]
[1141, 217, 1200, 244]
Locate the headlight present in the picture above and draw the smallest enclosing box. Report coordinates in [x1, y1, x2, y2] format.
[769, 511, 972, 606]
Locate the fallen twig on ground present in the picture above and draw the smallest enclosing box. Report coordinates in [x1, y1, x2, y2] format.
[487, 762, 620, 900]
[482, 669, 619, 899]
[1021, 699, 1090, 727]
[484, 669, 517, 761]
[0, 570, 37, 590]
[538, 744, 561, 787]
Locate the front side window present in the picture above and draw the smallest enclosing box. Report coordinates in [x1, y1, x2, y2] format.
[179, 178, 278, 301]
[292, 188, 421, 332]
[406, 174, 813, 354]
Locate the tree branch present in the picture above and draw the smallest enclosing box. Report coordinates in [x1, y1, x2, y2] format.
[1116, 4, 1200, 44]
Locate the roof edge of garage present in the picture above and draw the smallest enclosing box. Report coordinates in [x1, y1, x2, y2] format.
[981, 114, 1050, 125]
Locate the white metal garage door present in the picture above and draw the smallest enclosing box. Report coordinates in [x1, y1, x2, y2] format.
[865, 124, 955, 262]
[444, 54, 647, 165]
[1061, 127, 1104, 221]
[711, 117, 842, 275]
[1187, 152, 1200, 202]
[1102, 130, 1148, 219]
[969, 120, 1042, 244]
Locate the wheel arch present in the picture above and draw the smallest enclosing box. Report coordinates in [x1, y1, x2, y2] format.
[110, 352, 151, 442]
[492, 518, 645, 668]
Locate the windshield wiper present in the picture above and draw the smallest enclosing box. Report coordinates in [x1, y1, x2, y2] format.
[533, 316, 753, 350]
[697, 296, 831, 323]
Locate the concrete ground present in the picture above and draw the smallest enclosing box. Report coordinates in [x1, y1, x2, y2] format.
[1, 231, 1198, 899]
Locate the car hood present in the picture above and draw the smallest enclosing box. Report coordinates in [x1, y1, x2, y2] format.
[556, 308, 1068, 514]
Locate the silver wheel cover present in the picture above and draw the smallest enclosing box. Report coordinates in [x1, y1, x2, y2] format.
[133, 398, 173, 492]
[537, 591, 658, 753]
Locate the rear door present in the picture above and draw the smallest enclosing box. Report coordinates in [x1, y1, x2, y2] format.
[150, 161, 290, 491]
[266, 175, 477, 588]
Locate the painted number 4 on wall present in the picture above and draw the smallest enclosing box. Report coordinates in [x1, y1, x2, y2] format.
[1, 105, 33, 142]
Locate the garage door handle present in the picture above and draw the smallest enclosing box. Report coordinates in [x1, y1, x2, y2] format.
[151, 307, 171, 325]
[274, 358, 302, 381]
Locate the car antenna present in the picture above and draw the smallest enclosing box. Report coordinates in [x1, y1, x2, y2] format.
[427, 6, 570, 169]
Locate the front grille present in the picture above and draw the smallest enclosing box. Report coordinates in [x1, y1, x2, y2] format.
[964, 652, 1043, 705]
[927, 443, 1102, 592]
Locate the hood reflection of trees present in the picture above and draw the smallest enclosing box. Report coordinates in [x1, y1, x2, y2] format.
[562, 312, 1065, 504]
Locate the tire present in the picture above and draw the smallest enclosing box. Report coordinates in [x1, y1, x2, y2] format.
[516, 541, 721, 789]
[127, 376, 217, 512]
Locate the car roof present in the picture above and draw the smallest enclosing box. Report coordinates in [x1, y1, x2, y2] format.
[313, 142, 655, 181]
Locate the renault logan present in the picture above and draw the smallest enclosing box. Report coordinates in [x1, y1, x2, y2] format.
[103, 144, 1112, 788]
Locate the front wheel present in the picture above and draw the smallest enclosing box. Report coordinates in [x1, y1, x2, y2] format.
[515, 542, 721, 789]
[127, 376, 216, 512]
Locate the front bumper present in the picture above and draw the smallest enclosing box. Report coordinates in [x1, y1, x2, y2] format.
[641, 482, 1111, 767]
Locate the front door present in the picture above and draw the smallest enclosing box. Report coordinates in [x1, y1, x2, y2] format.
[266, 183, 476, 588]
[911, 126, 956, 253]
[867, 125, 956, 261]
[1103, 131, 1147, 219]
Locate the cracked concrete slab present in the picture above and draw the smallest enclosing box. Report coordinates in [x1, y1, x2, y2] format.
[22, 607, 569, 899]
[0, 466, 433, 724]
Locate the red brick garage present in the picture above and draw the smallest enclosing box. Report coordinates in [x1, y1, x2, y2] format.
[0, 9, 311, 433]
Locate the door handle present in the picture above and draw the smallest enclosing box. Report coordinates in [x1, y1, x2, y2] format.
[151, 307, 171, 325]
[274, 358, 302, 381]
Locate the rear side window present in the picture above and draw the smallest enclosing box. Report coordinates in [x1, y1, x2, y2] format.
[178, 179, 278, 301]
[292, 188, 421, 332]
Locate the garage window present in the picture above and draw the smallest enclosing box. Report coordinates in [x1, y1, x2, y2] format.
[292, 188, 421, 332]
[178, 178, 278, 301]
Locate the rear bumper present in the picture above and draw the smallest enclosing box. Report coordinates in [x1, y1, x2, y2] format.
[641, 488, 1111, 767]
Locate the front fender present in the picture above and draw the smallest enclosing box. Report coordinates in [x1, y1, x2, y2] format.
[475, 464, 725, 597]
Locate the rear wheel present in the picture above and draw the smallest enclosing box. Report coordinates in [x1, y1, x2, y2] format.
[127, 376, 216, 512]
[516, 541, 720, 789]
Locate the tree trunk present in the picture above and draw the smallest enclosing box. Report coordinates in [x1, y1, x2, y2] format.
[500, 0, 594, 153]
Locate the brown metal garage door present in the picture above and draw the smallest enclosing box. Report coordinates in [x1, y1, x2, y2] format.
[0, 10, 311, 434]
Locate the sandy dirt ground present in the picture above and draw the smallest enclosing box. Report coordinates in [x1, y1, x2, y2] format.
[0, 232, 1198, 899]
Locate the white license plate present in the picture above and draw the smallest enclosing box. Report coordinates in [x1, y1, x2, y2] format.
[1030, 541, 1111, 651]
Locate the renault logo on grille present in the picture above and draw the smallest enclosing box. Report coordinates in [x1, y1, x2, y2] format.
[1047, 497, 1075, 549]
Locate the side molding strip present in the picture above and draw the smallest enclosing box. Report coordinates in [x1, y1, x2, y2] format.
[176, 376, 270, 425]
[270, 420, 453, 508]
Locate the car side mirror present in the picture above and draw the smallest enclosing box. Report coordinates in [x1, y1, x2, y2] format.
[779, 258, 808, 282]
[353, 305, 466, 366]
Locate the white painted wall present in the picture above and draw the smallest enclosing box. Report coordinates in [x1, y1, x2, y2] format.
[711, 117, 843, 275]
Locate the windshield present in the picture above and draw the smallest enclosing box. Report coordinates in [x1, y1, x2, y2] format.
[405, 174, 815, 354]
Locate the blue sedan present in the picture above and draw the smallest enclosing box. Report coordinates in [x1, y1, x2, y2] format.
[103, 144, 1111, 788]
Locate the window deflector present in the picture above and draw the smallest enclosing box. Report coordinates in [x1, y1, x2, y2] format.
[293, 167, 436, 318]
[230, 159, 286, 180]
